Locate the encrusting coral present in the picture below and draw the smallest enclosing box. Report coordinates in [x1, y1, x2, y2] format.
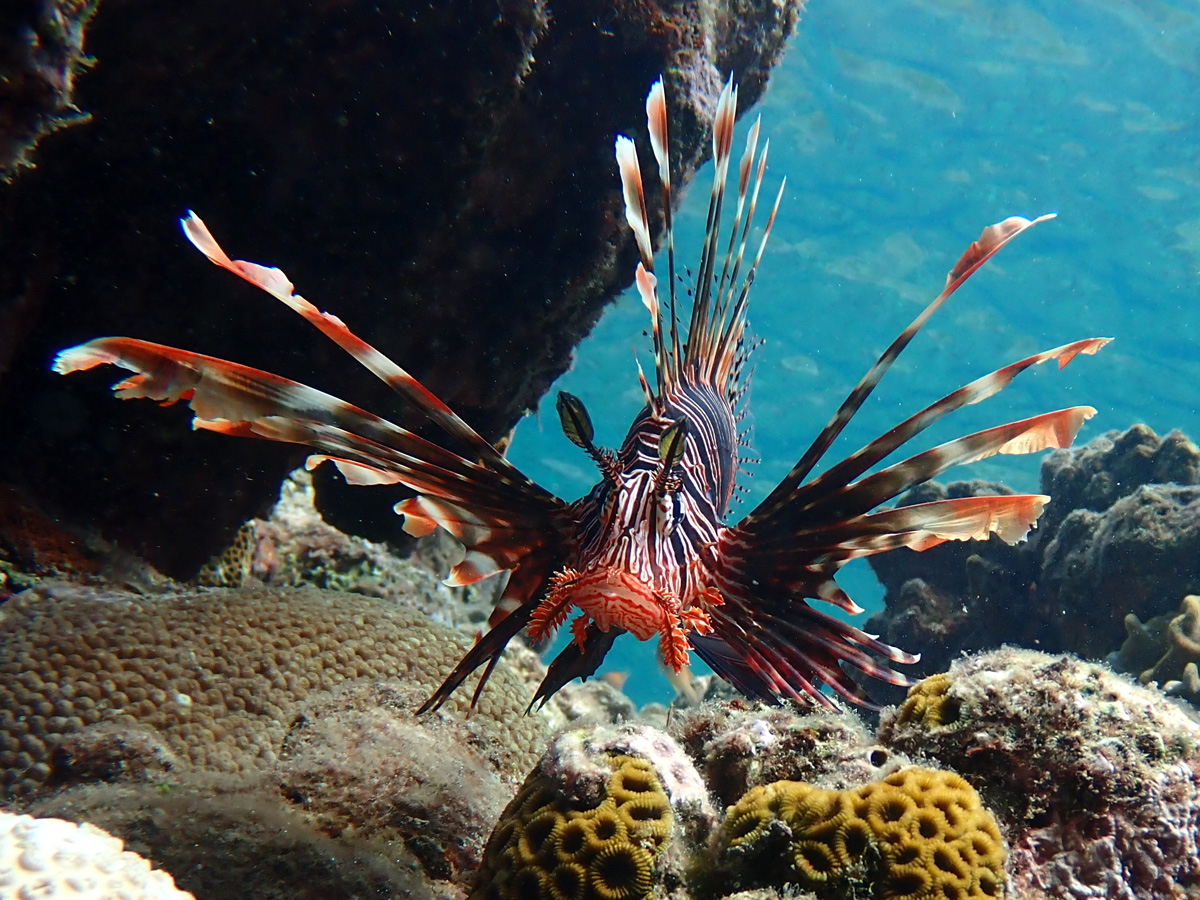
[0, 581, 547, 797]
[474, 754, 673, 900]
[473, 724, 715, 900]
[1113, 593, 1200, 707]
[0, 809, 195, 900]
[670, 703, 899, 809]
[880, 648, 1200, 900]
[721, 767, 1006, 900]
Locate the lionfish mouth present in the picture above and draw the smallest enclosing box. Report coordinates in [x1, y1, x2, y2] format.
[566, 566, 668, 640]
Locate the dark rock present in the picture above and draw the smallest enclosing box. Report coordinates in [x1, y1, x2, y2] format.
[0, 0, 801, 576]
[1038, 484, 1200, 657]
[868, 426, 1200, 677]
[0, 0, 95, 183]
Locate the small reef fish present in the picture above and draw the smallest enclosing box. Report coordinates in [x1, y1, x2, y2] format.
[54, 77, 1109, 712]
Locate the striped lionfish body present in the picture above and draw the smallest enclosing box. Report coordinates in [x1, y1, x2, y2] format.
[54, 77, 1109, 712]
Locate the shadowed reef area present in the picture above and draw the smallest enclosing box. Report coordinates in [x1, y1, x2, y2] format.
[0, 0, 798, 575]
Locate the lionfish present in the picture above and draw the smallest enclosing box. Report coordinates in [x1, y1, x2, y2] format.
[54, 77, 1108, 712]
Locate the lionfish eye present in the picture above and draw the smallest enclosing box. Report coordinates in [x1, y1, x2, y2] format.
[658, 416, 689, 469]
[556, 390, 594, 449]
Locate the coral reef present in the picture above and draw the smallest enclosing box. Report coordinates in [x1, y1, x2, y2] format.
[720, 767, 1006, 899]
[197, 468, 500, 634]
[0, 0, 801, 575]
[0, 582, 547, 797]
[474, 754, 672, 900]
[1113, 593, 1200, 708]
[0, 809, 194, 900]
[473, 724, 715, 900]
[0, 0, 96, 181]
[868, 426, 1200, 675]
[880, 648, 1200, 899]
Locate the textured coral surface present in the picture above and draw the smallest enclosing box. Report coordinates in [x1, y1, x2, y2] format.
[474, 753, 673, 900]
[721, 767, 1005, 900]
[0, 582, 547, 797]
[0, 809, 195, 900]
[882, 649, 1200, 900]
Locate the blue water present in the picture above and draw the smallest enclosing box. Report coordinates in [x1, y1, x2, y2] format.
[508, 1, 1200, 706]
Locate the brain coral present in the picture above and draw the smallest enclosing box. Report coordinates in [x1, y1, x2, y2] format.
[0, 809, 194, 900]
[474, 752, 674, 900]
[0, 581, 547, 797]
[721, 766, 1006, 900]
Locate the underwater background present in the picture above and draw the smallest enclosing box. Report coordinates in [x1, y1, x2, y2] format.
[509, 0, 1200, 704]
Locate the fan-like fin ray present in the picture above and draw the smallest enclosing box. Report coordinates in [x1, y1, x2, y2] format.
[753, 214, 1057, 521]
[181, 212, 509, 469]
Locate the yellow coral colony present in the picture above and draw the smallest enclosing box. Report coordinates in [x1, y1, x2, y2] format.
[894, 672, 961, 728]
[473, 754, 673, 900]
[722, 767, 1005, 900]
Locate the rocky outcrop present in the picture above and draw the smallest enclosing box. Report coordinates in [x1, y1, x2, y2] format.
[0, 0, 802, 575]
[868, 425, 1200, 677]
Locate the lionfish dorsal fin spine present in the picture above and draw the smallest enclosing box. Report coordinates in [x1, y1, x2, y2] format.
[714, 169, 785, 385]
[617, 134, 670, 397]
[634, 263, 668, 397]
[645, 78, 681, 386]
[711, 116, 761, 354]
[688, 77, 737, 369]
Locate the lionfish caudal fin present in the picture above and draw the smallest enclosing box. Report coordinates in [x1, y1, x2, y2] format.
[53, 214, 579, 712]
[617, 77, 784, 409]
[695, 213, 1110, 707]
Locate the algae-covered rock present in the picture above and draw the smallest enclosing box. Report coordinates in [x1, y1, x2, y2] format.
[880, 648, 1200, 899]
[867, 426, 1200, 675]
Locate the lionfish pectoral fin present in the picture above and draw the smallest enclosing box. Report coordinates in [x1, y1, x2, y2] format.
[527, 624, 623, 713]
[393, 497, 439, 537]
[306, 455, 406, 486]
[416, 602, 535, 715]
[181, 212, 509, 468]
[752, 213, 1065, 521]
